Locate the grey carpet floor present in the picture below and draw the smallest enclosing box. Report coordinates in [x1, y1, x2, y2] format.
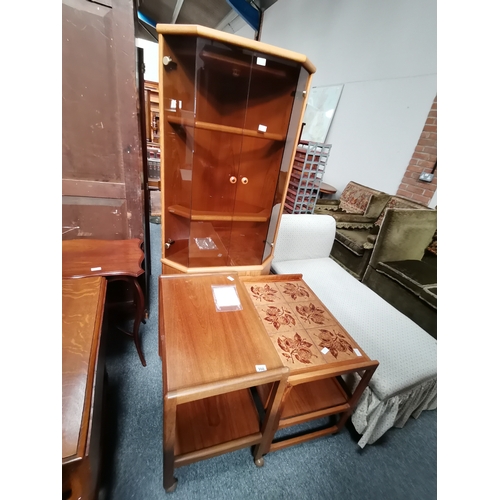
[99, 222, 437, 500]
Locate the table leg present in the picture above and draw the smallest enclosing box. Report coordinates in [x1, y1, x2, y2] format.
[109, 276, 147, 367]
[336, 366, 377, 431]
[130, 277, 147, 366]
[253, 374, 290, 465]
[163, 396, 178, 492]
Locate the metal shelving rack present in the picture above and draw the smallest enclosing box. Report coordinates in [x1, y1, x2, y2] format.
[284, 140, 332, 214]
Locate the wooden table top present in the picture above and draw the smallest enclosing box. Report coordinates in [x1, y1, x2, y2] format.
[62, 238, 144, 278]
[239, 274, 374, 375]
[62, 276, 107, 463]
[319, 182, 337, 194]
[159, 274, 288, 401]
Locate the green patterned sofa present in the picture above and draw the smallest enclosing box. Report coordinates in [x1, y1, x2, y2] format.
[315, 182, 432, 280]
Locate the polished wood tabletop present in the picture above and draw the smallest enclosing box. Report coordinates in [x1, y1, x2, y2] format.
[62, 237, 147, 366]
[62, 238, 144, 278]
[319, 182, 337, 194]
[159, 273, 290, 492]
[62, 276, 107, 463]
[159, 273, 287, 398]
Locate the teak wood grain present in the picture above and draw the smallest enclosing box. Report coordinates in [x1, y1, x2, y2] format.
[159, 273, 285, 399]
[62, 276, 106, 461]
[62, 276, 106, 500]
[239, 274, 379, 453]
[62, 237, 148, 366]
[155, 24, 316, 74]
[158, 25, 314, 276]
[62, 238, 145, 278]
[158, 273, 289, 492]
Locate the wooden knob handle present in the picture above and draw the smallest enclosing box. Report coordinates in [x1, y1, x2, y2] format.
[229, 176, 237, 184]
[241, 177, 248, 184]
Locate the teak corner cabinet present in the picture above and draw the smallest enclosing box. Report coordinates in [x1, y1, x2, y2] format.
[156, 25, 316, 275]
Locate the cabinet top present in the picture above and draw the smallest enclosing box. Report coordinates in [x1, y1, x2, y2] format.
[156, 24, 316, 74]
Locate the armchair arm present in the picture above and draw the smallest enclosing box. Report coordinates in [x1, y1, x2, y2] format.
[329, 213, 377, 225]
[315, 200, 341, 214]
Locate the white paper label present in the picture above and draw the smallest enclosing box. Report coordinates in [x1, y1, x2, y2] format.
[227, 276, 235, 281]
[321, 347, 329, 354]
[258, 124, 267, 132]
[256, 57, 267, 66]
[213, 286, 241, 309]
[91, 267, 102, 271]
[255, 365, 267, 372]
[353, 348, 362, 356]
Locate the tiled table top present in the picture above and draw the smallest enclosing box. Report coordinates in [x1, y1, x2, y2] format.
[241, 277, 367, 371]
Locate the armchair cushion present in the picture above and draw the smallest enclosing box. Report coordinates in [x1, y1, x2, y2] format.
[335, 228, 375, 255]
[338, 182, 374, 214]
[376, 260, 437, 296]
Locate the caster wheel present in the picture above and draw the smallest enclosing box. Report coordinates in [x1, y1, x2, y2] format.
[165, 478, 178, 493]
[254, 458, 264, 467]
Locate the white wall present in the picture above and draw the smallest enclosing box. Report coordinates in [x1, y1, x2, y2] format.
[235, 0, 437, 198]
[136, 38, 159, 82]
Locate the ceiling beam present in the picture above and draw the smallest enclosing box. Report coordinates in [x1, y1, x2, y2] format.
[216, 8, 240, 30]
[171, 0, 185, 24]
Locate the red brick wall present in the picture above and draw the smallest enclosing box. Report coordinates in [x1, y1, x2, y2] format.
[396, 96, 437, 205]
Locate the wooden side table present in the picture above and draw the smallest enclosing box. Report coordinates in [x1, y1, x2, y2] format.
[62, 276, 107, 500]
[319, 182, 337, 198]
[239, 274, 379, 454]
[62, 238, 147, 366]
[159, 273, 289, 492]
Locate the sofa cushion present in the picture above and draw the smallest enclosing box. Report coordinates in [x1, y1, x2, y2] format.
[375, 260, 437, 296]
[339, 182, 373, 214]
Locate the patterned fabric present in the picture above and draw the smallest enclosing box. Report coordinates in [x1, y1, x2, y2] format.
[336, 222, 375, 230]
[272, 214, 437, 447]
[344, 374, 436, 447]
[374, 196, 428, 226]
[339, 182, 374, 214]
[427, 230, 437, 255]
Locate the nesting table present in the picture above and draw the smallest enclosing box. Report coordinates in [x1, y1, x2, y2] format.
[239, 274, 379, 453]
[158, 273, 289, 492]
[158, 272, 378, 492]
[62, 238, 147, 366]
[319, 182, 337, 198]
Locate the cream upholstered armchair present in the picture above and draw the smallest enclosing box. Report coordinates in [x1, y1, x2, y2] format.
[318, 187, 432, 280]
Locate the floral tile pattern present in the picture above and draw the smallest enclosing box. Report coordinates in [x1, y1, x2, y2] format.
[243, 279, 363, 371]
[242, 282, 286, 304]
[276, 281, 312, 302]
[268, 329, 326, 369]
[308, 326, 357, 362]
[293, 300, 337, 330]
[253, 303, 301, 334]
